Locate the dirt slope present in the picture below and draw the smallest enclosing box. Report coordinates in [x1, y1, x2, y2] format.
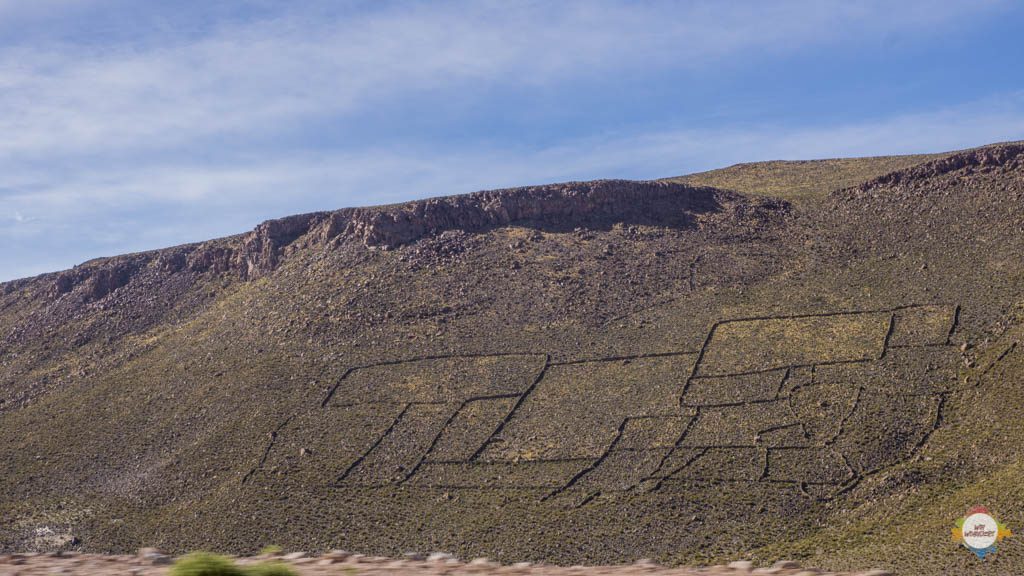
[2, 143, 1024, 575]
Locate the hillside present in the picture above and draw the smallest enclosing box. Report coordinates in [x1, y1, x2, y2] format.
[2, 143, 1024, 575]
[668, 152, 949, 202]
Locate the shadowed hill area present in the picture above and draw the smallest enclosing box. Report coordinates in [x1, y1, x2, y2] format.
[2, 142, 1024, 575]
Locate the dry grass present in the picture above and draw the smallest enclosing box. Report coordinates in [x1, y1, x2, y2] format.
[666, 153, 947, 202]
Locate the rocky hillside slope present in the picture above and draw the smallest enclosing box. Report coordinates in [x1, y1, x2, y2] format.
[2, 143, 1024, 575]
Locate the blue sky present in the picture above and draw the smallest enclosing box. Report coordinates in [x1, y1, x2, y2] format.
[2, 0, 1024, 281]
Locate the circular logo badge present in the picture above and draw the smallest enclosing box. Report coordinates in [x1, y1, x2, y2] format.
[953, 506, 1012, 559]
[962, 512, 999, 550]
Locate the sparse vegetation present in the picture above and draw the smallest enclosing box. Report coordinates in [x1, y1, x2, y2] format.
[666, 152, 947, 202]
[169, 553, 297, 576]
[258, 545, 283, 556]
[170, 553, 244, 576]
[245, 561, 298, 576]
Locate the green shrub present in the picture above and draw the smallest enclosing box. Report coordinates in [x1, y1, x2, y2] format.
[245, 562, 297, 576]
[170, 552, 244, 576]
[258, 545, 283, 556]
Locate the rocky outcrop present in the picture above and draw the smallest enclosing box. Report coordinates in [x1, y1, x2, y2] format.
[48, 257, 148, 301]
[846, 141, 1024, 195]
[331, 180, 755, 249]
[27, 215, 325, 304]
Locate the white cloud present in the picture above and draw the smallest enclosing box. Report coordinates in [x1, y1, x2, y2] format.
[0, 0, 1003, 159]
[11, 211, 38, 223]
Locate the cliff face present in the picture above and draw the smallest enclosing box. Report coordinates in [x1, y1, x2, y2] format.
[332, 180, 781, 248]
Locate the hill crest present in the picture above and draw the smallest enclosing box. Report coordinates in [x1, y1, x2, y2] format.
[5, 180, 786, 303]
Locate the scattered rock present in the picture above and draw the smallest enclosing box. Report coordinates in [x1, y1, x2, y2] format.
[318, 550, 350, 564]
[325, 549, 349, 559]
[137, 548, 172, 565]
[728, 560, 755, 572]
[281, 551, 307, 561]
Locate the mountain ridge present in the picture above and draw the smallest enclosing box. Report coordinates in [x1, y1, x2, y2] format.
[7, 140, 1022, 294]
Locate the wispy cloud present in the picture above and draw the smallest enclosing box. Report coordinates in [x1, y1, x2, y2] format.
[0, 0, 1018, 281]
[0, 0, 1001, 158]
[6, 91, 1024, 255]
